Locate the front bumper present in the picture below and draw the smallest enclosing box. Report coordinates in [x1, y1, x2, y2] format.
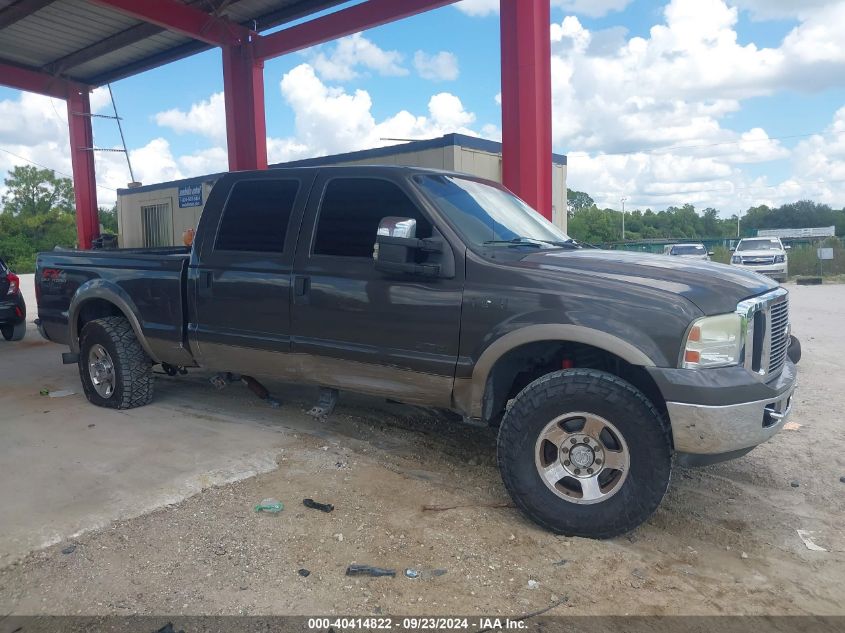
[730, 262, 787, 279]
[648, 356, 798, 459]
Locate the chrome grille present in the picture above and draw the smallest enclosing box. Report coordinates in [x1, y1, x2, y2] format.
[767, 299, 789, 375]
[741, 256, 775, 265]
[736, 288, 790, 379]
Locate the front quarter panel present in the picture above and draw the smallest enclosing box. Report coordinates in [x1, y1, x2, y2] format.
[457, 252, 703, 417]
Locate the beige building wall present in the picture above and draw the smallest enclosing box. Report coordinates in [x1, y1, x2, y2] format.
[118, 180, 215, 248]
[117, 145, 567, 247]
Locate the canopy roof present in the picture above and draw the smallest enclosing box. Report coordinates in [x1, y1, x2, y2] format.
[0, 0, 344, 86]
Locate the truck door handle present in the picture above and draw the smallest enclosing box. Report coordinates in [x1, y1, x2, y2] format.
[198, 270, 213, 298]
[294, 275, 310, 303]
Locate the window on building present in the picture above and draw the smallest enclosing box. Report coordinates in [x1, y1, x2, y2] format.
[215, 179, 300, 253]
[313, 178, 430, 258]
[141, 202, 173, 247]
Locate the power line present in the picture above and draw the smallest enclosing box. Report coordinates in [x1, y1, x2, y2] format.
[0, 146, 118, 192]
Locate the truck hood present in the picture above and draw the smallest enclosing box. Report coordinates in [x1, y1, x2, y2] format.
[518, 249, 777, 315]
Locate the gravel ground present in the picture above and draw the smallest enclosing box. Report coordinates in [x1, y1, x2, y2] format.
[0, 283, 843, 616]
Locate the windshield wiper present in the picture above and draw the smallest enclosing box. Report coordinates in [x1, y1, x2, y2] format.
[483, 237, 580, 249]
[483, 238, 542, 247]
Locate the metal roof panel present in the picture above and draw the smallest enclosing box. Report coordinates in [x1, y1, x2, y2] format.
[0, 0, 345, 86]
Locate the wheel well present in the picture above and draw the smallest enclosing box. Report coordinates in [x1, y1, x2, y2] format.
[76, 299, 124, 338]
[481, 340, 667, 426]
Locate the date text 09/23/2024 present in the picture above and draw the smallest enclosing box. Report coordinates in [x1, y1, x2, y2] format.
[307, 617, 529, 630]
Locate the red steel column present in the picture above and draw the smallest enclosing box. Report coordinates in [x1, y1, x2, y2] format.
[222, 43, 267, 171]
[500, 0, 552, 219]
[66, 87, 100, 249]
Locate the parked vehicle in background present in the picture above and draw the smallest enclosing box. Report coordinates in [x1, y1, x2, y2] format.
[663, 243, 712, 261]
[0, 257, 26, 341]
[36, 166, 801, 538]
[730, 237, 789, 281]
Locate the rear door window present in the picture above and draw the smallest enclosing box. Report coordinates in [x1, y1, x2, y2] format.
[215, 179, 300, 253]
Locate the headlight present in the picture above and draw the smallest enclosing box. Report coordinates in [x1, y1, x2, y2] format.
[774, 254, 785, 263]
[681, 313, 743, 369]
[731, 255, 742, 264]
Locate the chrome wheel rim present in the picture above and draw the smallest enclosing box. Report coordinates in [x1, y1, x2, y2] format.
[88, 344, 115, 398]
[534, 411, 630, 505]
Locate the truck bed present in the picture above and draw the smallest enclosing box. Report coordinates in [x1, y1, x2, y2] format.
[36, 247, 193, 367]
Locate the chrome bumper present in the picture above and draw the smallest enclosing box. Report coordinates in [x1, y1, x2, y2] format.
[667, 380, 796, 454]
[730, 263, 787, 277]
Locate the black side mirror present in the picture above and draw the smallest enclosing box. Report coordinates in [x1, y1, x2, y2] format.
[373, 217, 443, 277]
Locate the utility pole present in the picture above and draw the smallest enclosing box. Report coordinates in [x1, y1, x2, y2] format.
[621, 197, 628, 241]
[737, 210, 741, 238]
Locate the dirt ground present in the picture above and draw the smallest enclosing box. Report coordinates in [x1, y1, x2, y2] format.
[0, 283, 843, 617]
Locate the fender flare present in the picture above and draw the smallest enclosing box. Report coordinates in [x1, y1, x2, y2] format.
[461, 324, 657, 419]
[68, 279, 159, 362]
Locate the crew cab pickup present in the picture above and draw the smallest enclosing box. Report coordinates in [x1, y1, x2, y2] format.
[36, 167, 801, 538]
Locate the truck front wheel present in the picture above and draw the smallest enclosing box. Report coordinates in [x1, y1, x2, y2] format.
[497, 368, 671, 538]
[78, 316, 154, 409]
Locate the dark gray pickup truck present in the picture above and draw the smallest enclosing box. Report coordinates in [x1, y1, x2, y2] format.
[36, 166, 800, 538]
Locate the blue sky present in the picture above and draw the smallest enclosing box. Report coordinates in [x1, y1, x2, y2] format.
[2, 0, 845, 214]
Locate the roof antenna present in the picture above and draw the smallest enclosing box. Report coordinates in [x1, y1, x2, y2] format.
[108, 83, 137, 185]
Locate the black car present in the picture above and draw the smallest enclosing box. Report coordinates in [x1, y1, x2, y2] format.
[0, 257, 26, 341]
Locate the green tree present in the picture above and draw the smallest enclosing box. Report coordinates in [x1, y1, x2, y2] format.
[99, 204, 118, 233]
[0, 166, 77, 272]
[566, 188, 595, 216]
[2, 165, 74, 217]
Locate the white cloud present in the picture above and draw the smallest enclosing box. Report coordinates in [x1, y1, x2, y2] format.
[154, 92, 226, 143]
[550, 0, 845, 211]
[274, 63, 478, 160]
[307, 33, 407, 81]
[454, 0, 498, 17]
[413, 51, 460, 81]
[727, 0, 843, 20]
[784, 106, 845, 201]
[456, 0, 633, 18]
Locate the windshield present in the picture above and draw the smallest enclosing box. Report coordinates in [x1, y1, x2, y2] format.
[413, 174, 572, 248]
[672, 245, 706, 255]
[737, 238, 781, 251]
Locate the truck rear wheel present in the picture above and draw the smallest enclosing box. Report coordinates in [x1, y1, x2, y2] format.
[497, 368, 671, 538]
[78, 316, 154, 409]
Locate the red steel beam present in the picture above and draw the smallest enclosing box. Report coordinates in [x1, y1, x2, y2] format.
[254, 0, 459, 61]
[222, 43, 267, 171]
[0, 59, 86, 98]
[0, 60, 97, 247]
[67, 88, 100, 249]
[500, 0, 553, 220]
[86, 0, 251, 47]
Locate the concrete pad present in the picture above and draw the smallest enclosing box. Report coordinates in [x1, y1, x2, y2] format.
[0, 276, 287, 563]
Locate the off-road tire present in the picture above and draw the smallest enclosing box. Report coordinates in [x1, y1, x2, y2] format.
[497, 368, 672, 539]
[1, 320, 26, 341]
[78, 316, 154, 409]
